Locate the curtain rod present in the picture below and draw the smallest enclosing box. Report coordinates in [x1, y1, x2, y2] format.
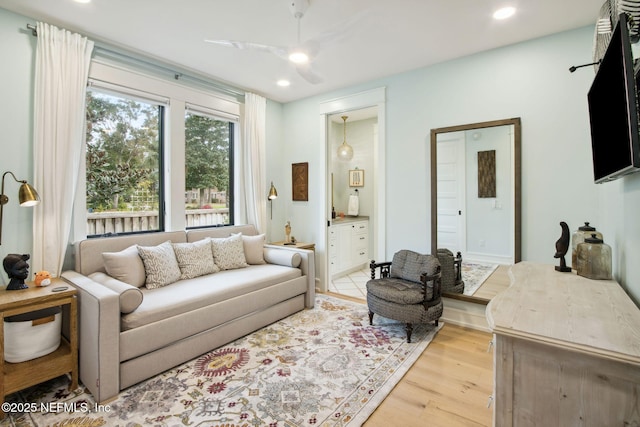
[25, 23, 246, 101]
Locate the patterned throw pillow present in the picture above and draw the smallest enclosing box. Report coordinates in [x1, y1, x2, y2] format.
[137, 241, 182, 289]
[172, 239, 220, 279]
[211, 233, 249, 270]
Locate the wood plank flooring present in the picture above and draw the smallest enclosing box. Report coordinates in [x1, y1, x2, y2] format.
[364, 323, 493, 427]
[471, 264, 511, 301]
[325, 264, 506, 426]
[327, 291, 494, 427]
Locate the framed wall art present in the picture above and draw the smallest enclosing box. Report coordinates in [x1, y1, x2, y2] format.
[292, 162, 308, 201]
[349, 169, 364, 187]
[478, 150, 496, 198]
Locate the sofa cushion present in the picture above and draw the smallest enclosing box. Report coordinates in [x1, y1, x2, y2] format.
[240, 233, 266, 265]
[121, 264, 302, 331]
[89, 272, 144, 313]
[211, 233, 248, 270]
[102, 245, 146, 288]
[390, 250, 439, 283]
[137, 241, 182, 289]
[172, 239, 220, 279]
[367, 277, 435, 304]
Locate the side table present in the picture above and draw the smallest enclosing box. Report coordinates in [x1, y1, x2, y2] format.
[0, 278, 77, 416]
[268, 241, 315, 251]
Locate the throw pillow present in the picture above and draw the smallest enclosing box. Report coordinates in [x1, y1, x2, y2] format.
[137, 241, 182, 289]
[210, 233, 248, 270]
[172, 239, 220, 279]
[102, 245, 146, 288]
[390, 249, 440, 283]
[238, 233, 266, 265]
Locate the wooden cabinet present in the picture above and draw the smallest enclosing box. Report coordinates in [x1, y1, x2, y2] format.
[0, 279, 77, 417]
[486, 262, 640, 427]
[329, 219, 369, 278]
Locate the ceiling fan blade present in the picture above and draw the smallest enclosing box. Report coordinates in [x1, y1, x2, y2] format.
[204, 39, 289, 60]
[301, 10, 371, 53]
[296, 63, 323, 84]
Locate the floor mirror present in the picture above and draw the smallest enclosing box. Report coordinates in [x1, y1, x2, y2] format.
[430, 117, 521, 304]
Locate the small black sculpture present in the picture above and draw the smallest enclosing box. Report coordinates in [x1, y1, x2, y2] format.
[554, 222, 572, 272]
[3, 253, 30, 290]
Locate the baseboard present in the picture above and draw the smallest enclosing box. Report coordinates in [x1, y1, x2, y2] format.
[441, 298, 490, 332]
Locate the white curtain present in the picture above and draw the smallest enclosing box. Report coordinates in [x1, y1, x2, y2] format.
[240, 93, 267, 233]
[32, 22, 94, 276]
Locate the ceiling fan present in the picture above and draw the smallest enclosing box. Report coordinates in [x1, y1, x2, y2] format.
[204, 0, 361, 84]
[592, 0, 640, 69]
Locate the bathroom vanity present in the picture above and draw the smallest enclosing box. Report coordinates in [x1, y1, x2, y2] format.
[328, 216, 369, 279]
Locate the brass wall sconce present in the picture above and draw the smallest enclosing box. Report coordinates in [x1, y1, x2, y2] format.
[0, 171, 41, 245]
[268, 181, 278, 219]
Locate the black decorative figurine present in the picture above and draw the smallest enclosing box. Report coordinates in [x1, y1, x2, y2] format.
[554, 222, 572, 272]
[3, 253, 30, 290]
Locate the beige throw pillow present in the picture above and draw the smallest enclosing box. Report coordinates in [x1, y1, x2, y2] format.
[211, 233, 248, 270]
[102, 245, 146, 288]
[137, 241, 182, 289]
[238, 233, 266, 265]
[172, 239, 220, 279]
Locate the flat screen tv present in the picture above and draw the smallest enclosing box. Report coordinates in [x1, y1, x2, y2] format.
[588, 13, 640, 183]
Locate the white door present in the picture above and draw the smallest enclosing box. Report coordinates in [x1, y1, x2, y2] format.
[436, 132, 465, 253]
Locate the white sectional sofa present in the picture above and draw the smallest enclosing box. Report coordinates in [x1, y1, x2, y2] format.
[61, 224, 315, 403]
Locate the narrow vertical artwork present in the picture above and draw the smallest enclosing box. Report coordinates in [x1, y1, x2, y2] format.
[478, 150, 496, 198]
[292, 162, 308, 201]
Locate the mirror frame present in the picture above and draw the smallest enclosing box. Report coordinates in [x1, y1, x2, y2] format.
[430, 117, 521, 303]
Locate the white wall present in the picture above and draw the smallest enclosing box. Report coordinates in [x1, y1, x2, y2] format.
[330, 118, 375, 217]
[0, 9, 37, 286]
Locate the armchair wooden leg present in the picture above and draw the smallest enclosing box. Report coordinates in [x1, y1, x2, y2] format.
[406, 323, 413, 343]
[368, 310, 374, 325]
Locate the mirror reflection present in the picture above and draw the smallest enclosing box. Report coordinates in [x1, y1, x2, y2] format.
[430, 118, 521, 304]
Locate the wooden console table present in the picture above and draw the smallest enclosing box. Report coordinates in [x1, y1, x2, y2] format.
[0, 279, 77, 416]
[486, 262, 640, 426]
[268, 241, 315, 251]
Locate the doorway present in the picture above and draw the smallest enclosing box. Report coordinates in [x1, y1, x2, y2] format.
[318, 88, 386, 293]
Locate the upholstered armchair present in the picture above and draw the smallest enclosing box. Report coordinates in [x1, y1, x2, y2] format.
[366, 250, 443, 342]
[437, 248, 465, 294]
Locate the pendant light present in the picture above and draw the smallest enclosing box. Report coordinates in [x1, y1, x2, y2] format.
[337, 115, 354, 161]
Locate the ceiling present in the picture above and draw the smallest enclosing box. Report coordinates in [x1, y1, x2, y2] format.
[0, 0, 603, 103]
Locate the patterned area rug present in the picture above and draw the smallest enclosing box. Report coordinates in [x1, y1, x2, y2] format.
[1, 294, 441, 427]
[462, 261, 498, 296]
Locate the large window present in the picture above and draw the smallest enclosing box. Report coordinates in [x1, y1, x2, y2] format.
[85, 90, 164, 236]
[78, 59, 242, 239]
[184, 111, 234, 228]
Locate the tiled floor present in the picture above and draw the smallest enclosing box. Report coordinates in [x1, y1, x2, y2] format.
[328, 268, 370, 299]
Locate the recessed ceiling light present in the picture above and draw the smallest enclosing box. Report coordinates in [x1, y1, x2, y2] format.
[277, 79, 291, 87]
[74, 0, 91, 3]
[493, 7, 516, 20]
[288, 51, 309, 64]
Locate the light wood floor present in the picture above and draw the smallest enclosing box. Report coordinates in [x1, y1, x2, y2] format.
[325, 264, 509, 426]
[470, 264, 511, 301]
[364, 323, 493, 427]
